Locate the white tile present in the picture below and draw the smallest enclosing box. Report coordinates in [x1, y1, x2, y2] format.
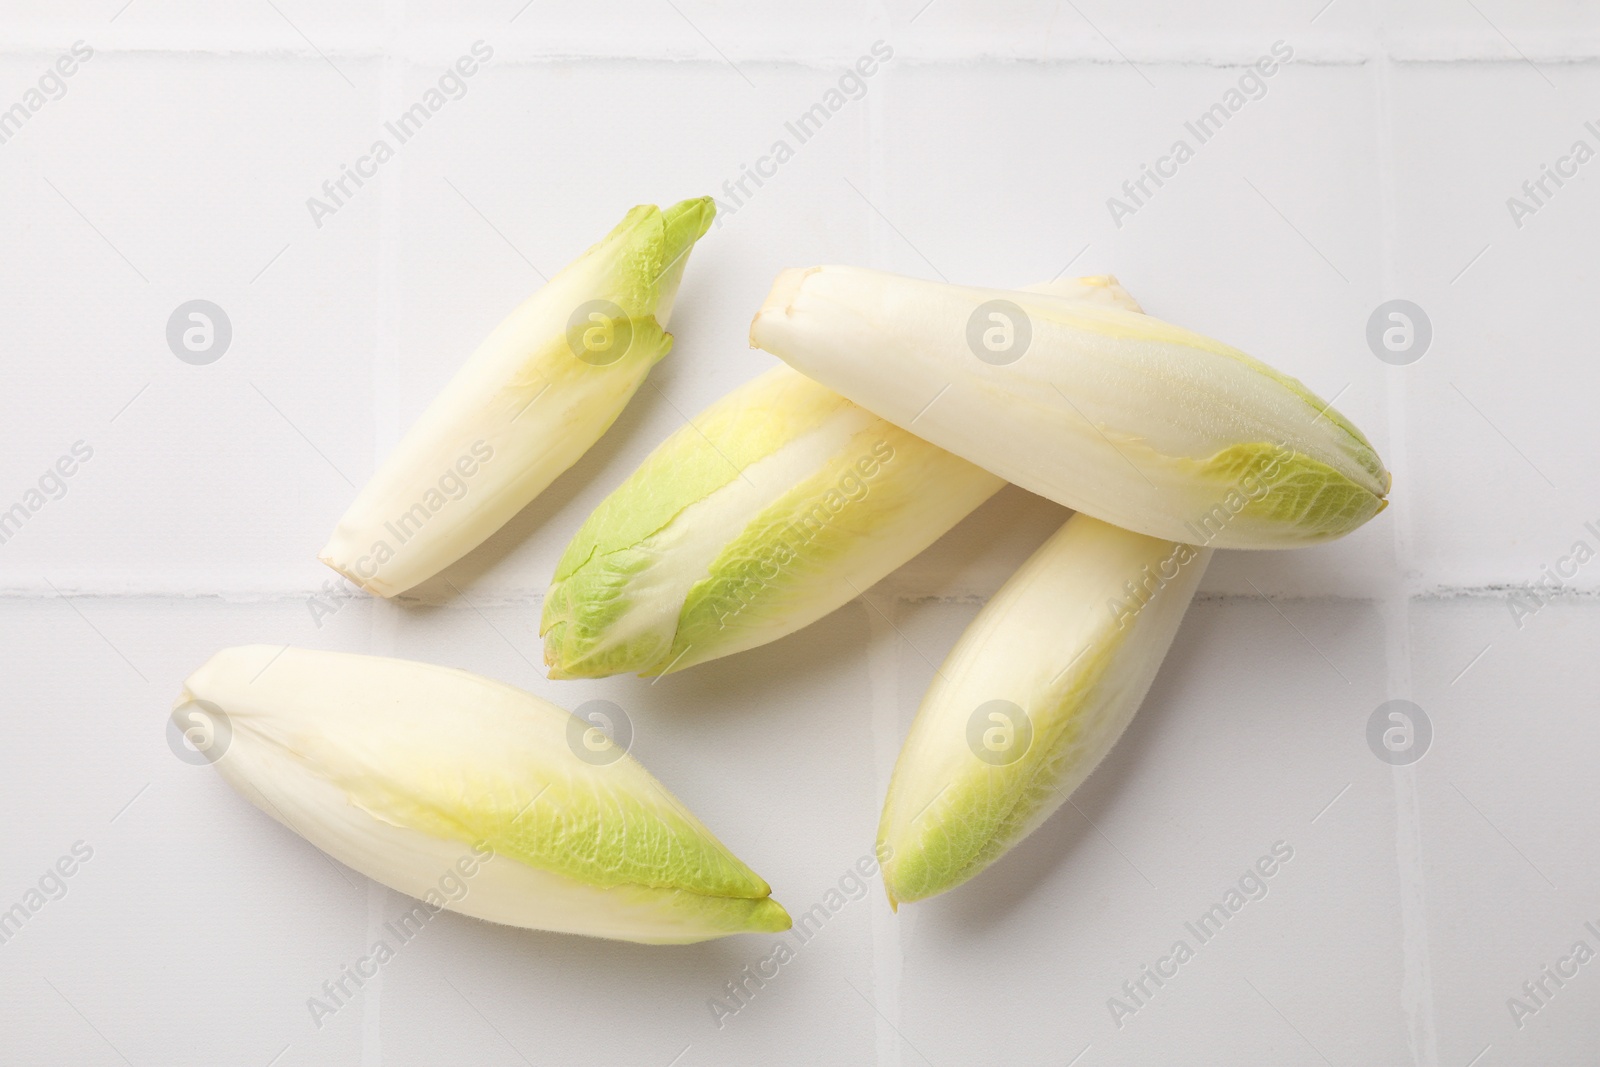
[0, 53, 385, 594]
[1410, 597, 1600, 1065]
[887, 0, 1323, 61]
[1386, 0, 1600, 58]
[0, 0, 387, 29]
[0, 599, 370, 1065]
[888, 596, 1409, 1065]
[411, 0, 876, 60]
[1390, 61, 1600, 590]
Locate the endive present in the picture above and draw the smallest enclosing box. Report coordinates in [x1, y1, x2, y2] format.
[322, 198, 715, 597]
[543, 276, 1143, 679]
[878, 513, 1211, 905]
[175, 645, 790, 944]
[751, 266, 1390, 549]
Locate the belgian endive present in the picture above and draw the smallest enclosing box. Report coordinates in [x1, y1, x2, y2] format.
[878, 514, 1211, 905]
[175, 646, 789, 943]
[751, 266, 1390, 549]
[543, 277, 1143, 679]
[322, 198, 715, 597]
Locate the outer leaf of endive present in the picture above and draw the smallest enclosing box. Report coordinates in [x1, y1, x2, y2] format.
[877, 514, 1212, 905]
[176, 645, 789, 944]
[321, 198, 715, 597]
[750, 266, 1390, 549]
[542, 277, 1141, 680]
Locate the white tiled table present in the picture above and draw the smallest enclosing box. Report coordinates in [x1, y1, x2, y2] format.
[1, 3, 1596, 1064]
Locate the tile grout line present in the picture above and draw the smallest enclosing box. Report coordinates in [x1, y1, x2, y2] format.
[10, 33, 1600, 65]
[863, 13, 904, 1063]
[1370, 6, 1438, 1065]
[863, 598, 907, 1067]
[363, 877, 388, 1067]
[361, 6, 408, 1063]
